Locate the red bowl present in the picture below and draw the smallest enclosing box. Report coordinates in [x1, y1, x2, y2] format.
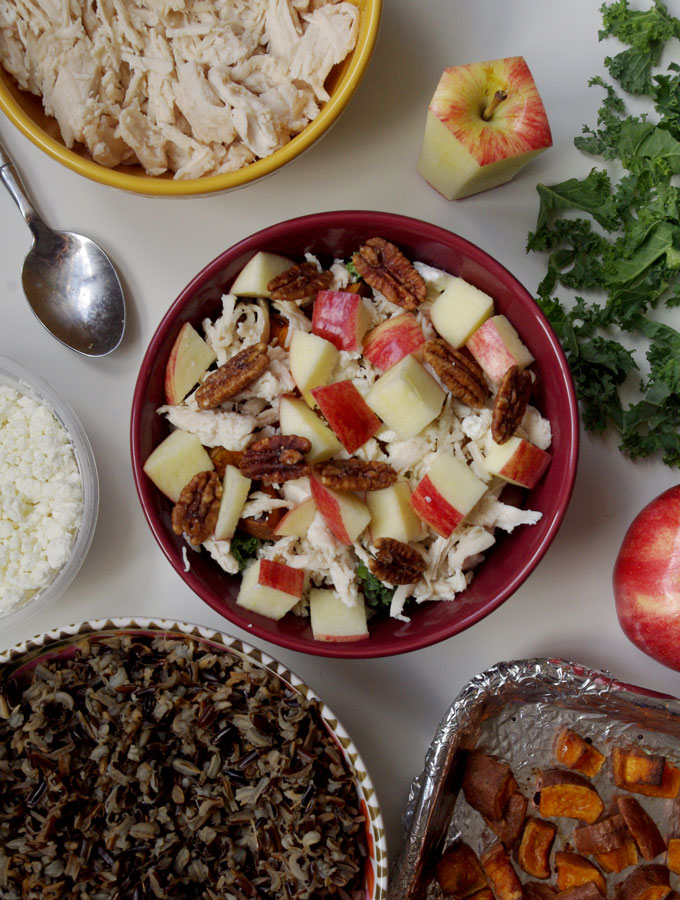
[131, 211, 579, 658]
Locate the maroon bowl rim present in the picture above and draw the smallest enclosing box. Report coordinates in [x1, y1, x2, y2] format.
[130, 210, 579, 659]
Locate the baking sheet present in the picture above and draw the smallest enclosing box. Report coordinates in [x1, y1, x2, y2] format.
[389, 658, 680, 900]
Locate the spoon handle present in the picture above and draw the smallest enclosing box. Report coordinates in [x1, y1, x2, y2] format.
[0, 137, 41, 231]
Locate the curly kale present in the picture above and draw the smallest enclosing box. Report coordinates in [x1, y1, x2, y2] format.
[356, 564, 395, 609]
[230, 531, 265, 572]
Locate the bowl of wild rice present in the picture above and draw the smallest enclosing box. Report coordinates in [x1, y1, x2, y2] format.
[0, 617, 387, 899]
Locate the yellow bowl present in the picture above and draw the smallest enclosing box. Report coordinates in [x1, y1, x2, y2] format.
[0, 0, 381, 196]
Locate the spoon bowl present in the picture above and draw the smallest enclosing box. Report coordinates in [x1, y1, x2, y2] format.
[0, 138, 125, 357]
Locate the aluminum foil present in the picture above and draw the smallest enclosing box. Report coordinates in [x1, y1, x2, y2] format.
[388, 657, 680, 900]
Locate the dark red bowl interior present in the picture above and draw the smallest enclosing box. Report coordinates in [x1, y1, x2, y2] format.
[131, 211, 579, 658]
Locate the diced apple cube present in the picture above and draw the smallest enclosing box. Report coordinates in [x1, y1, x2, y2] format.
[289, 330, 340, 407]
[430, 277, 495, 349]
[279, 394, 342, 462]
[310, 589, 369, 642]
[312, 290, 371, 352]
[164, 322, 218, 405]
[410, 452, 486, 537]
[274, 496, 317, 538]
[310, 477, 371, 545]
[467, 314, 534, 383]
[365, 355, 445, 441]
[214, 465, 251, 540]
[311, 381, 381, 453]
[362, 312, 425, 371]
[367, 482, 425, 543]
[236, 558, 305, 620]
[485, 436, 550, 489]
[143, 429, 214, 503]
[229, 251, 293, 298]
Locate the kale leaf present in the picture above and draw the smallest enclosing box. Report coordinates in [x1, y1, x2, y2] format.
[230, 531, 264, 572]
[356, 563, 395, 609]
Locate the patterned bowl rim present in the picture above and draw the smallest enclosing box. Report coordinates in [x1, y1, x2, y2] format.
[0, 616, 388, 899]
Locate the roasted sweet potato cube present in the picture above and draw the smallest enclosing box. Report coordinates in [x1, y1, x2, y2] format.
[435, 842, 489, 899]
[556, 883, 606, 900]
[481, 841, 524, 900]
[485, 792, 529, 849]
[617, 797, 666, 860]
[616, 864, 671, 900]
[555, 729, 605, 777]
[525, 883, 558, 900]
[555, 851, 606, 896]
[574, 814, 630, 855]
[518, 818, 558, 879]
[665, 838, 680, 875]
[613, 748, 666, 789]
[463, 752, 518, 821]
[538, 769, 604, 824]
[596, 842, 639, 874]
[468, 890, 495, 900]
[625, 764, 680, 800]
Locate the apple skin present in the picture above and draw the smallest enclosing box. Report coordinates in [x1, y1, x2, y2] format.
[362, 313, 425, 371]
[614, 485, 680, 671]
[311, 380, 381, 453]
[312, 291, 370, 352]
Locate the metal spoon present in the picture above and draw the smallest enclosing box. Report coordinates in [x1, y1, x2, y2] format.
[0, 138, 125, 357]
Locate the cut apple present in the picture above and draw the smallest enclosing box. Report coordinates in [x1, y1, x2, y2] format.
[289, 330, 340, 407]
[143, 429, 214, 503]
[466, 314, 534, 382]
[279, 394, 342, 462]
[410, 452, 486, 537]
[312, 290, 371, 352]
[236, 558, 305, 620]
[164, 322, 217, 405]
[417, 56, 552, 200]
[362, 312, 425, 371]
[485, 436, 550, 489]
[367, 482, 425, 543]
[311, 381, 381, 454]
[229, 251, 293, 297]
[310, 588, 369, 642]
[274, 496, 317, 538]
[310, 477, 371, 545]
[214, 465, 251, 540]
[429, 277, 495, 349]
[365, 354, 445, 441]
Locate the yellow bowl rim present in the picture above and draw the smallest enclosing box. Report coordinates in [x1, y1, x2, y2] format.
[0, 0, 381, 196]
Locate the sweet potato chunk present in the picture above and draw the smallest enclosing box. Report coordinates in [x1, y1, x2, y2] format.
[485, 792, 529, 849]
[468, 890, 495, 900]
[596, 842, 639, 874]
[574, 814, 630, 855]
[435, 842, 489, 899]
[481, 841, 524, 900]
[555, 729, 605, 777]
[555, 851, 606, 896]
[556, 883, 605, 900]
[616, 864, 671, 900]
[622, 763, 680, 800]
[463, 752, 518, 821]
[617, 797, 666, 860]
[613, 748, 666, 789]
[526, 883, 558, 900]
[518, 818, 557, 879]
[665, 838, 680, 876]
[538, 769, 604, 824]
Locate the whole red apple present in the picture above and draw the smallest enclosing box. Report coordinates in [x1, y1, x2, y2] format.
[613, 485, 680, 671]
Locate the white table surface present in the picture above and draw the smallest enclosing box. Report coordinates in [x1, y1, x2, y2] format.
[2, 0, 679, 870]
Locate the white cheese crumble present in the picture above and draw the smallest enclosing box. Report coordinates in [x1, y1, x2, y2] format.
[0, 386, 83, 614]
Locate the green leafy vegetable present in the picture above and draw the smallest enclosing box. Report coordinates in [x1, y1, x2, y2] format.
[230, 531, 264, 572]
[346, 259, 360, 279]
[528, 0, 680, 466]
[356, 563, 395, 609]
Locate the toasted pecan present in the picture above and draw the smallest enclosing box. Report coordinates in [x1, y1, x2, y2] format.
[195, 343, 269, 409]
[314, 459, 397, 492]
[492, 365, 533, 444]
[171, 470, 222, 545]
[352, 237, 426, 311]
[267, 262, 333, 301]
[239, 434, 311, 484]
[369, 537, 426, 585]
[424, 338, 489, 407]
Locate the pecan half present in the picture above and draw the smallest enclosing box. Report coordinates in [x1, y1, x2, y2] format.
[196, 343, 269, 409]
[352, 237, 426, 311]
[208, 446, 244, 478]
[314, 459, 397, 492]
[171, 470, 222, 545]
[239, 434, 311, 484]
[492, 365, 533, 444]
[267, 262, 333, 301]
[424, 338, 489, 407]
[369, 538, 426, 585]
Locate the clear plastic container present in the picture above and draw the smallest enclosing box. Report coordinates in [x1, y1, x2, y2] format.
[0, 355, 99, 634]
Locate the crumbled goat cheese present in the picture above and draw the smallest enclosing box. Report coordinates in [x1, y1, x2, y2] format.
[0, 0, 359, 179]
[0, 386, 82, 612]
